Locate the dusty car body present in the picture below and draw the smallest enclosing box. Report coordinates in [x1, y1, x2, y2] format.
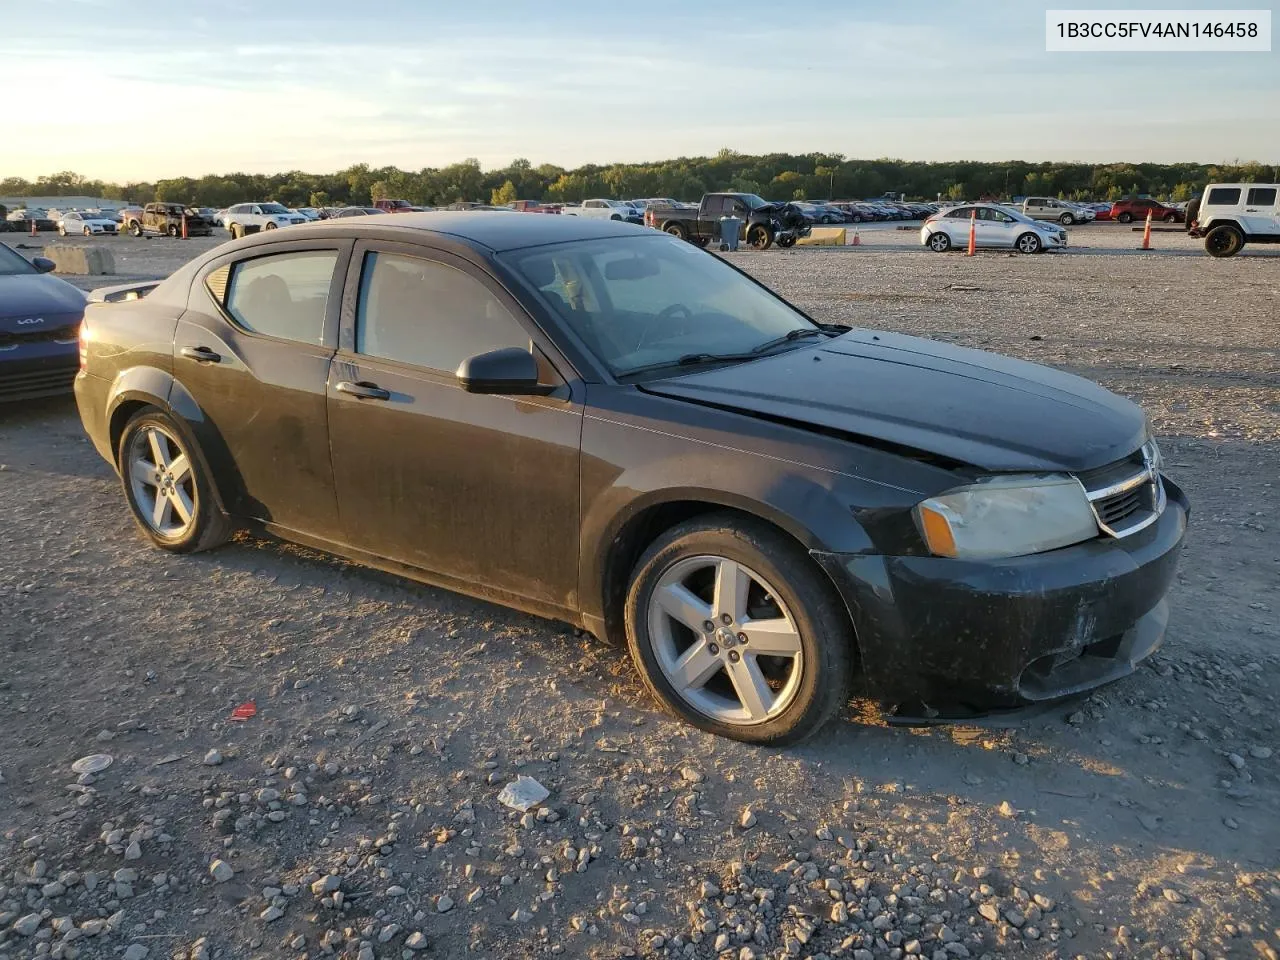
[73, 214, 1187, 742]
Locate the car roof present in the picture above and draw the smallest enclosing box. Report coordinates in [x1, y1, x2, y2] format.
[249, 210, 648, 253]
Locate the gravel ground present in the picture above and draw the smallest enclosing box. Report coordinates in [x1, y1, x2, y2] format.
[1, 227, 1278, 960]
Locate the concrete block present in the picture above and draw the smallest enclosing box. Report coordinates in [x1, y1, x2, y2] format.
[42, 244, 116, 276]
[796, 227, 845, 246]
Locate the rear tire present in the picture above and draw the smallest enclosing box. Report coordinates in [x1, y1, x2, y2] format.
[231, 223, 243, 239]
[1117, 212, 1133, 224]
[117, 409, 231, 554]
[58, 226, 67, 236]
[776, 235, 796, 249]
[624, 514, 854, 745]
[1163, 212, 1177, 222]
[663, 222, 688, 241]
[1204, 224, 1244, 258]
[83, 227, 92, 236]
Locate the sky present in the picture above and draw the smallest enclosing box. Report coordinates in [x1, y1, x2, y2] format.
[5, 0, 1277, 181]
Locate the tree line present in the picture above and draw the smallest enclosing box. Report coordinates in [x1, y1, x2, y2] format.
[4, 154, 1275, 209]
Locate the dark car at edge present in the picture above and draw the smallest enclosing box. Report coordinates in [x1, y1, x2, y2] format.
[0, 242, 88, 401]
[73, 213, 1188, 744]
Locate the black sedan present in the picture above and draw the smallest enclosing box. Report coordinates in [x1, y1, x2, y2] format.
[0, 243, 87, 401]
[74, 214, 1188, 743]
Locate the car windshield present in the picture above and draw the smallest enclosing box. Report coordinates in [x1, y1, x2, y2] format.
[0, 243, 37, 276]
[260, 202, 289, 214]
[505, 235, 819, 379]
[738, 194, 768, 209]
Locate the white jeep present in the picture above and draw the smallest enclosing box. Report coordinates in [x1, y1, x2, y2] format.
[1190, 183, 1280, 258]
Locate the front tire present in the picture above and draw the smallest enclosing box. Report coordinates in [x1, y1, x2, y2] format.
[1117, 212, 1133, 224]
[118, 410, 231, 554]
[167, 224, 178, 238]
[624, 515, 854, 745]
[927, 231, 952, 252]
[130, 221, 143, 237]
[1059, 213, 1075, 225]
[776, 235, 796, 248]
[264, 221, 277, 230]
[1204, 224, 1244, 258]
[1015, 232, 1042, 254]
[83, 227, 93, 236]
[1163, 212, 1177, 222]
[747, 225, 773, 250]
[230, 223, 243, 239]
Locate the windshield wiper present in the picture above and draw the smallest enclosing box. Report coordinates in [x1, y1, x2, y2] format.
[616, 352, 758, 381]
[750, 326, 830, 355]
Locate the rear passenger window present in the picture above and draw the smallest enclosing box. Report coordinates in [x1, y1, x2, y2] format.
[220, 251, 338, 345]
[1246, 187, 1277, 206]
[1207, 188, 1241, 205]
[355, 252, 528, 374]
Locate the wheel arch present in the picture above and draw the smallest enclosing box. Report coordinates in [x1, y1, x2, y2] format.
[587, 490, 867, 650]
[1201, 217, 1244, 234]
[105, 369, 232, 516]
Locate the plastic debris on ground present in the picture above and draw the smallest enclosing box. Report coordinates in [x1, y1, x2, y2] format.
[498, 775, 550, 812]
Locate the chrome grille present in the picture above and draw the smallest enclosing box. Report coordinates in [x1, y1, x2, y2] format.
[1076, 441, 1165, 538]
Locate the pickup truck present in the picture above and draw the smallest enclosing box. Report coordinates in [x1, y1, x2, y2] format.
[124, 202, 214, 238]
[1017, 197, 1093, 225]
[643, 193, 808, 250]
[562, 199, 641, 222]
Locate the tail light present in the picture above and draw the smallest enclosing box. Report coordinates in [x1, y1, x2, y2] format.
[78, 316, 90, 370]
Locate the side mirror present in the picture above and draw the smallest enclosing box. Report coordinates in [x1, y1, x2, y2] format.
[456, 347, 554, 396]
[33, 257, 56, 274]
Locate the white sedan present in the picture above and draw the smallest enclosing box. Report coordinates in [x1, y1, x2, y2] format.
[58, 212, 118, 237]
[920, 204, 1067, 254]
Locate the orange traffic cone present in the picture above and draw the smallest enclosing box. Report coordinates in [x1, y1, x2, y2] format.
[966, 210, 976, 256]
[181, 215, 188, 239]
[1139, 209, 1152, 250]
[850, 228, 861, 246]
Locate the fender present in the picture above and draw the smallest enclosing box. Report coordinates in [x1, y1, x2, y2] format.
[578, 439, 904, 635]
[103, 366, 237, 517]
[105, 364, 179, 461]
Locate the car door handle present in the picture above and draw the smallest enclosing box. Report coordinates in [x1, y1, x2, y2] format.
[180, 345, 221, 363]
[335, 380, 390, 401]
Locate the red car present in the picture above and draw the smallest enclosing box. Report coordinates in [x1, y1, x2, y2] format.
[1109, 198, 1183, 224]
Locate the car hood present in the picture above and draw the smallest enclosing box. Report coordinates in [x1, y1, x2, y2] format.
[641, 330, 1147, 473]
[0, 273, 87, 326]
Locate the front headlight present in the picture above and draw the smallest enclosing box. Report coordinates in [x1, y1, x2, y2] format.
[914, 475, 1099, 560]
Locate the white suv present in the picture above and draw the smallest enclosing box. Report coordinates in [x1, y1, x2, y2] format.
[224, 202, 308, 238]
[1191, 183, 1280, 258]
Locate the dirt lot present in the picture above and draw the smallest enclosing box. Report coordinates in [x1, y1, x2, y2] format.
[1, 227, 1277, 960]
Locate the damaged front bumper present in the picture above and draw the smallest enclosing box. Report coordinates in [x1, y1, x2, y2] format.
[812, 477, 1189, 711]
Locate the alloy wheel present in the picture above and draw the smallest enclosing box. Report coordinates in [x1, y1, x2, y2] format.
[647, 555, 804, 725]
[929, 231, 951, 252]
[1016, 233, 1041, 254]
[127, 425, 197, 539]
